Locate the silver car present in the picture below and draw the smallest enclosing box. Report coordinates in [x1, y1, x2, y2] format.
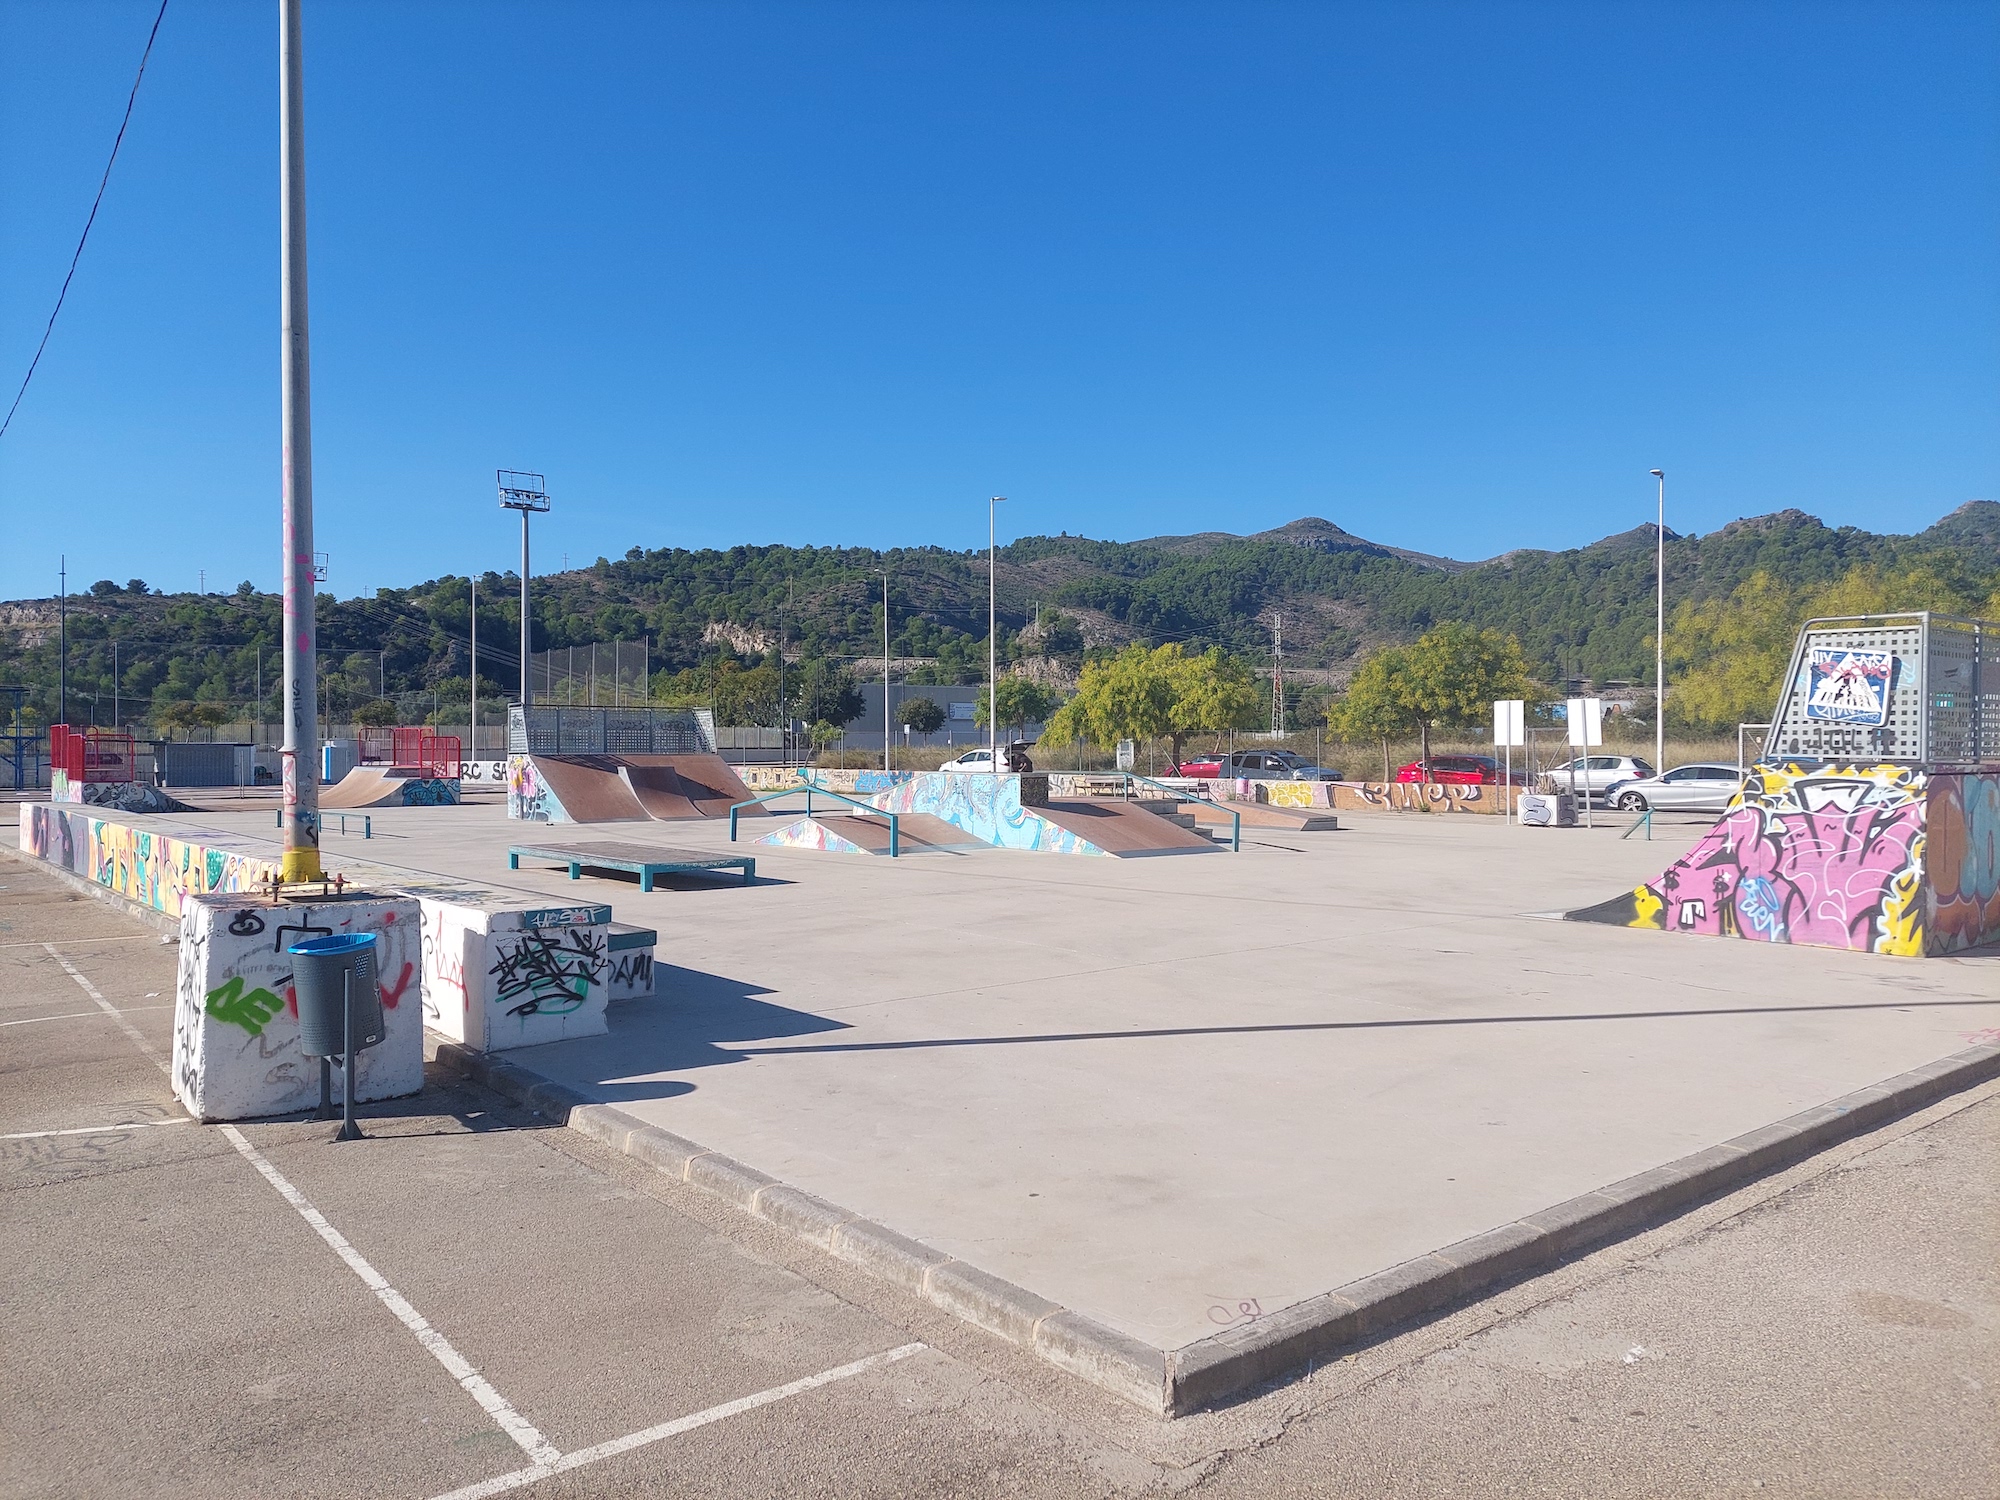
[1541, 754, 1654, 802]
[1606, 763, 1744, 813]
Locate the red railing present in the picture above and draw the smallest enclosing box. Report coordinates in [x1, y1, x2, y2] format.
[383, 726, 460, 778]
[48, 726, 136, 783]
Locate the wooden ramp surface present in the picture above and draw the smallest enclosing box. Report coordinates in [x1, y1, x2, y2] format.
[1188, 800, 1341, 832]
[1036, 799, 1218, 855]
[812, 813, 983, 853]
[616, 754, 760, 819]
[530, 756, 651, 822]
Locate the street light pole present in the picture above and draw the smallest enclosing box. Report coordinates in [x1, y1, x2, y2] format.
[468, 574, 476, 745]
[278, 0, 321, 883]
[880, 569, 891, 773]
[988, 496, 1004, 772]
[498, 472, 551, 713]
[1650, 468, 1665, 775]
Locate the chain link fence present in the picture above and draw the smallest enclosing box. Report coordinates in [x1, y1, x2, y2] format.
[527, 641, 651, 707]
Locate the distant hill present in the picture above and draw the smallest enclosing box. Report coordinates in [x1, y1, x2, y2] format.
[2, 502, 1995, 726]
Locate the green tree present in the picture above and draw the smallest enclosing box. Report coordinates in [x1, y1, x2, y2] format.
[898, 695, 946, 739]
[796, 658, 863, 729]
[1398, 622, 1536, 764]
[153, 700, 229, 737]
[352, 698, 399, 728]
[1039, 643, 1258, 768]
[1327, 646, 1421, 782]
[973, 678, 1063, 740]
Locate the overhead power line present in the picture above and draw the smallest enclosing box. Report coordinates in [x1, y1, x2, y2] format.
[0, 0, 170, 441]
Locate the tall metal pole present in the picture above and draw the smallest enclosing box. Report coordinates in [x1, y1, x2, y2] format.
[881, 571, 891, 772]
[519, 510, 532, 707]
[1651, 468, 1665, 774]
[468, 575, 476, 745]
[279, 0, 320, 883]
[988, 497, 1004, 771]
[58, 556, 68, 726]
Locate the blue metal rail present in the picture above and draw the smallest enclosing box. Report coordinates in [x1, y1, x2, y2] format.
[728, 772, 903, 857]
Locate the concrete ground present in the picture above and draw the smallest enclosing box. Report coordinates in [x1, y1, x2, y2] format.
[37, 795, 2000, 1359]
[2, 858, 1994, 1499]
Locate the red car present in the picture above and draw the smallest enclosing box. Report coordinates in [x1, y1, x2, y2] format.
[1394, 755, 1503, 785]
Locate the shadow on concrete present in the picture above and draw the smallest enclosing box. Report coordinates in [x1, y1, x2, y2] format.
[546, 963, 851, 1105]
[731, 996, 1999, 1058]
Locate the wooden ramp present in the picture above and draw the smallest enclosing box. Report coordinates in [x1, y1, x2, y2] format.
[528, 756, 651, 822]
[1035, 799, 1219, 856]
[1188, 800, 1341, 833]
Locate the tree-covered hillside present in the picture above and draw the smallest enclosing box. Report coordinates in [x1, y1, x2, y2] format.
[2, 502, 1995, 733]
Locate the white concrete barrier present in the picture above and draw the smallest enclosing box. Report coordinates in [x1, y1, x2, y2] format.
[419, 898, 612, 1052]
[173, 893, 424, 1121]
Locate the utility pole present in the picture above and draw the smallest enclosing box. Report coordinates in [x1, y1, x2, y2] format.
[114, 640, 120, 729]
[58, 556, 68, 726]
[881, 570, 892, 772]
[1268, 611, 1284, 736]
[988, 497, 1004, 772]
[469, 574, 476, 743]
[278, 0, 322, 882]
[498, 471, 550, 711]
[1651, 468, 1666, 774]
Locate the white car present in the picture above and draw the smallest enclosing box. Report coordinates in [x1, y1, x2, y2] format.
[1606, 763, 1745, 813]
[938, 744, 1034, 773]
[1541, 754, 1655, 802]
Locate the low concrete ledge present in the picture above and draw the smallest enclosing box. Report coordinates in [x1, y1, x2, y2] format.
[427, 1035, 2000, 1419]
[1160, 1041, 2000, 1414]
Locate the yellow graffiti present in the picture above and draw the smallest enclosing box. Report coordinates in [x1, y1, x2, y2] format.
[1627, 885, 1665, 931]
[1876, 830, 1926, 957]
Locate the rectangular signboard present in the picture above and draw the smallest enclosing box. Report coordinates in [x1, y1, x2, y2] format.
[1803, 647, 1894, 726]
[1492, 699, 1525, 747]
[1566, 697, 1604, 748]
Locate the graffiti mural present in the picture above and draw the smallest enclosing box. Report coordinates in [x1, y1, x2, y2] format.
[754, 815, 872, 854]
[1926, 773, 2000, 955]
[1313, 781, 1509, 815]
[396, 778, 461, 806]
[869, 773, 1106, 855]
[1568, 762, 1932, 957]
[18, 804, 280, 919]
[506, 755, 556, 822]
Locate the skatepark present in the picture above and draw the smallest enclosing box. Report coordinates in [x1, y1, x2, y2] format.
[13, 736, 1998, 1415]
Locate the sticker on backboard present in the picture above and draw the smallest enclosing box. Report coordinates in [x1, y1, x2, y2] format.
[1804, 648, 1893, 726]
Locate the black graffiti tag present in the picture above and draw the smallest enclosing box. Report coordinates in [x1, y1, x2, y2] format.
[227, 909, 267, 937]
[489, 927, 608, 1017]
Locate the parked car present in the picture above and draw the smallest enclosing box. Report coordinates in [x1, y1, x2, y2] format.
[1176, 750, 1342, 782]
[1540, 754, 1655, 802]
[1394, 755, 1507, 785]
[939, 743, 1035, 773]
[1604, 763, 1744, 813]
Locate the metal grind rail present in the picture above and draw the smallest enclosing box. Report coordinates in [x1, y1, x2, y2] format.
[728, 774, 903, 857]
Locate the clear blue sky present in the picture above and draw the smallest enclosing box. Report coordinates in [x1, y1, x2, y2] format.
[3, 0, 1995, 602]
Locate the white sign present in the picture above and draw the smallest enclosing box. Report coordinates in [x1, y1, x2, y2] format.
[1566, 697, 1604, 748]
[1492, 699, 1525, 748]
[1116, 739, 1136, 771]
[947, 701, 976, 722]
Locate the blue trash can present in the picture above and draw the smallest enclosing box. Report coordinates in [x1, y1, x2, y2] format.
[289, 932, 384, 1058]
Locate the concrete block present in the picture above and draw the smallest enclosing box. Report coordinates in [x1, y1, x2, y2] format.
[685, 1151, 779, 1209]
[419, 898, 612, 1052]
[751, 1185, 855, 1248]
[1032, 1311, 1168, 1414]
[1429, 1219, 1553, 1290]
[829, 1219, 951, 1294]
[1166, 1291, 1362, 1413]
[623, 1124, 707, 1181]
[1515, 1190, 1626, 1255]
[172, 893, 423, 1122]
[562, 1105, 636, 1153]
[606, 923, 657, 1002]
[1331, 1254, 1463, 1338]
[923, 1261, 1060, 1345]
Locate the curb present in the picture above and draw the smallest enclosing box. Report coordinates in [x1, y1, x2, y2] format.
[431, 1036, 2000, 1418]
[429, 1039, 1170, 1415]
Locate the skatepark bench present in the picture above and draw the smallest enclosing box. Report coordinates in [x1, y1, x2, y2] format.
[508, 841, 756, 891]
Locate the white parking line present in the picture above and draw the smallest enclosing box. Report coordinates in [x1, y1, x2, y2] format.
[1, 1118, 190, 1140]
[2, 1004, 173, 1027]
[218, 1124, 563, 1465]
[44, 944, 172, 1073]
[424, 1342, 928, 1500]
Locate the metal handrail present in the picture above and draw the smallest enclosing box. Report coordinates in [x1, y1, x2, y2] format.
[728, 771, 902, 857]
[1115, 770, 1241, 853]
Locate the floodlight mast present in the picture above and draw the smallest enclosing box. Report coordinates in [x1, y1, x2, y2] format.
[279, 0, 321, 884]
[497, 471, 551, 710]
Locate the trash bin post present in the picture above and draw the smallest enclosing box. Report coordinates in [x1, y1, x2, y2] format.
[336, 965, 363, 1141]
[289, 931, 384, 1144]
